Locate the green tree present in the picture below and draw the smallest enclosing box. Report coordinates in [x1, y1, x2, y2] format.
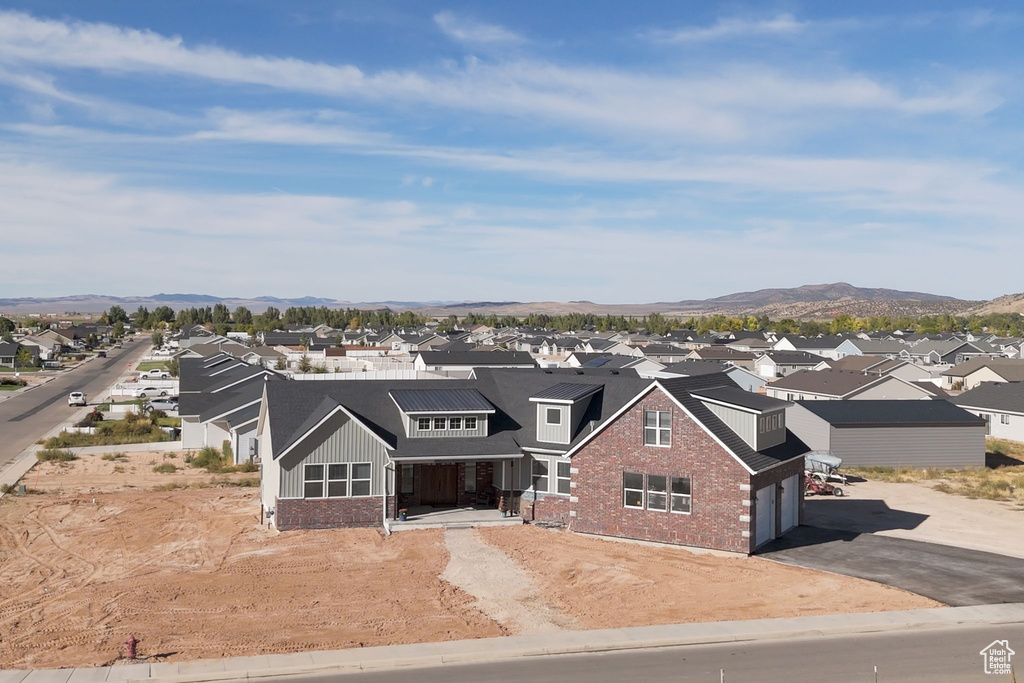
[133, 306, 151, 329]
[167, 357, 180, 378]
[275, 356, 287, 371]
[15, 346, 34, 369]
[106, 305, 129, 325]
[112, 321, 125, 338]
[298, 355, 312, 373]
[212, 303, 231, 325]
[0, 316, 15, 336]
[150, 332, 164, 348]
[233, 306, 253, 326]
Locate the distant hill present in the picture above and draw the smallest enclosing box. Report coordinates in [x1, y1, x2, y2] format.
[964, 292, 1024, 316]
[0, 284, 977, 319]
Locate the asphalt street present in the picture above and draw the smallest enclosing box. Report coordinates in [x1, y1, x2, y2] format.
[0, 338, 150, 470]
[251, 622, 1024, 682]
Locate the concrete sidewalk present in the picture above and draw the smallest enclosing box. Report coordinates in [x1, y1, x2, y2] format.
[1, 604, 1022, 683]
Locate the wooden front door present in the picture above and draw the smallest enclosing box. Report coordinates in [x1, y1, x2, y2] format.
[420, 465, 458, 506]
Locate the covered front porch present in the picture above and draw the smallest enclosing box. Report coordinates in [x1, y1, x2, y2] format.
[388, 504, 523, 531]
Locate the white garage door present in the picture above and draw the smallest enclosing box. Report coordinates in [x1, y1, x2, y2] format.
[755, 483, 776, 547]
[780, 475, 799, 533]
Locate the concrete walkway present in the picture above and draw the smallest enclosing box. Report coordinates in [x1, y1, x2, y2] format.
[441, 528, 576, 633]
[1, 604, 1022, 683]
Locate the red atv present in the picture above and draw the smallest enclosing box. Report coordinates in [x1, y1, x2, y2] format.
[804, 472, 844, 497]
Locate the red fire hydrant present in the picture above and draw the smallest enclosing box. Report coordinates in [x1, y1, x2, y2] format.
[124, 635, 139, 659]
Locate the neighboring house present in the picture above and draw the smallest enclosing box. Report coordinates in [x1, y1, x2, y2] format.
[633, 344, 692, 364]
[178, 354, 282, 453]
[833, 339, 907, 359]
[14, 335, 61, 361]
[242, 346, 287, 369]
[941, 358, 1024, 391]
[659, 360, 767, 393]
[754, 351, 822, 378]
[583, 338, 635, 355]
[256, 369, 809, 553]
[772, 336, 845, 359]
[765, 369, 940, 401]
[786, 400, 986, 468]
[901, 340, 1002, 366]
[0, 342, 39, 368]
[685, 347, 757, 369]
[413, 351, 536, 376]
[952, 381, 1024, 442]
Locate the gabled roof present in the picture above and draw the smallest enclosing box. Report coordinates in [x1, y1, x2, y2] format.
[796, 400, 985, 427]
[941, 358, 1024, 380]
[953, 381, 1024, 415]
[777, 336, 844, 350]
[768, 369, 893, 397]
[756, 350, 822, 365]
[416, 350, 535, 367]
[529, 382, 603, 403]
[690, 386, 790, 413]
[661, 359, 732, 376]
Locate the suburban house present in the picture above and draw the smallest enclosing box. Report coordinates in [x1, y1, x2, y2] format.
[256, 369, 809, 554]
[832, 339, 907, 359]
[941, 358, 1024, 391]
[753, 351, 822, 378]
[772, 336, 845, 359]
[413, 350, 536, 376]
[953, 381, 1024, 441]
[0, 342, 39, 368]
[660, 360, 767, 393]
[178, 354, 282, 457]
[786, 400, 986, 468]
[765, 369, 943, 401]
[900, 340, 1003, 366]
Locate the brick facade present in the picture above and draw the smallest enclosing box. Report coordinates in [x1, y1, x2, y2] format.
[522, 492, 571, 524]
[570, 388, 802, 554]
[275, 495, 382, 530]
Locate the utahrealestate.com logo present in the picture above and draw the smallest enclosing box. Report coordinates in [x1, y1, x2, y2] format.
[980, 640, 1015, 675]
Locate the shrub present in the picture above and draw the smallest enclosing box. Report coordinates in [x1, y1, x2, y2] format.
[37, 449, 77, 462]
[222, 440, 233, 462]
[101, 453, 127, 462]
[237, 460, 259, 473]
[75, 408, 105, 428]
[153, 462, 177, 474]
[149, 409, 168, 420]
[190, 446, 227, 472]
[0, 377, 26, 387]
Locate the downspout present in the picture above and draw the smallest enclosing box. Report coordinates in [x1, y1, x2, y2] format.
[382, 461, 393, 535]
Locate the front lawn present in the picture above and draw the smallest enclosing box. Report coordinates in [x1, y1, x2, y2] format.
[135, 361, 169, 371]
[44, 418, 171, 448]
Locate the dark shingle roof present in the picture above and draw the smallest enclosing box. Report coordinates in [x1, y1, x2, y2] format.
[796, 400, 985, 427]
[661, 359, 732, 376]
[530, 382, 604, 402]
[768, 369, 885, 397]
[953, 381, 1024, 414]
[390, 388, 495, 413]
[417, 351, 536, 367]
[690, 386, 790, 413]
[658, 375, 808, 472]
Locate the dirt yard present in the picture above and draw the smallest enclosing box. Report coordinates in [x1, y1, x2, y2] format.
[477, 526, 938, 629]
[0, 451, 939, 670]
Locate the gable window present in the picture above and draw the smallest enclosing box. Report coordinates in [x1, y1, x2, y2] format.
[546, 407, 562, 425]
[671, 477, 692, 514]
[417, 417, 431, 431]
[643, 410, 671, 446]
[532, 459, 549, 492]
[433, 417, 447, 430]
[556, 461, 571, 494]
[449, 416, 463, 430]
[647, 475, 667, 511]
[465, 416, 478, 430]
[623, 472, 644, 508]
[351, 463, 372, 496]
[304, 464, 325, 498]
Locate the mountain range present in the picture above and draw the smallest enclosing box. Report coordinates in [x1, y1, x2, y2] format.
[0, 283, 989, 319]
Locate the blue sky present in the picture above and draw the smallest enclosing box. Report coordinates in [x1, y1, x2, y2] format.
[1, 1, 1021, 303]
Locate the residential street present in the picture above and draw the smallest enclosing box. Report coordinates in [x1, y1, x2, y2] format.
[245, 622, 1024, 682]
[0, 338, 149, 471]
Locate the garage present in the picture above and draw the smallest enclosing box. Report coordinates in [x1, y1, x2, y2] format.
[755, 483, 776, 547]
[785, 400, 986, 469]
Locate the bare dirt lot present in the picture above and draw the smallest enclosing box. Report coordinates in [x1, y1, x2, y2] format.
[478, 526, 938, 629]
[0, 452, 939, 670]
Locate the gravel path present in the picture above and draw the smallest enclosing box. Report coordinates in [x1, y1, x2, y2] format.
[441, 527, 577, 634]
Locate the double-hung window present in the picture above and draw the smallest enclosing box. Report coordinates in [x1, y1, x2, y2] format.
[646, 475, 667, 511]
[327, 464, 348, 497]
[351, 463, 372, 496]
[304, 464, 325, 498]
[555, 461, 571, 494]
[644, 410, 671, 446]
[623, 471, 644, 508]
[671, 477, 691, 514]
[532, 459, 549, 492]
[305, 462, 371, 498]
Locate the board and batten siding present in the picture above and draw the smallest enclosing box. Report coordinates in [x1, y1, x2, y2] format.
[703, 402, 757, 449]
[405, 414, 488, 438]
[784, 405, 832, 452]
[279, 412, 390, 498]
[849, 380, 932, 400]
[536, 403, 570, 444]
[829, 425, 986, 468]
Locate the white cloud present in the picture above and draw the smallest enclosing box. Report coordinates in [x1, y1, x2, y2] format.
[434, 11, 523, 44]
[650, 14, 808, 43]
[0, 10, 999, 147]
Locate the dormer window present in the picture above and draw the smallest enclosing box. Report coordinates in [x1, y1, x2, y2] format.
[390, 388, 495, 438]
[417, 417, 431, 431]
[433, 417, 446, 430]
[546, 408, 562, 425]
[465, 416, 478, 430]
[530, 382, 603, 446]
[450, 416, 463, 430]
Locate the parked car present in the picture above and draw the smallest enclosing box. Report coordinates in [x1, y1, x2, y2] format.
[68, 391, 87, 407]
[139, 368, 170, 379]
[146, 397, 179, 412]
[97, 350, 107, 358]
[134, 386, 168, 399]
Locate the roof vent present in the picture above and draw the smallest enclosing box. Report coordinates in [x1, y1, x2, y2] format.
[544, 370, 552, 374]
[574, 370, 584, 375]
[610, 370, 619, 375]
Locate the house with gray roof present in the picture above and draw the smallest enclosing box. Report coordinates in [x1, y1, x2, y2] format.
[787, 400, 985, 468]
[255, 369, 810, 553]
[765, 369, 941, 402]
[952, 381, 1024, 442]
[941, 358, 1024, 391]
